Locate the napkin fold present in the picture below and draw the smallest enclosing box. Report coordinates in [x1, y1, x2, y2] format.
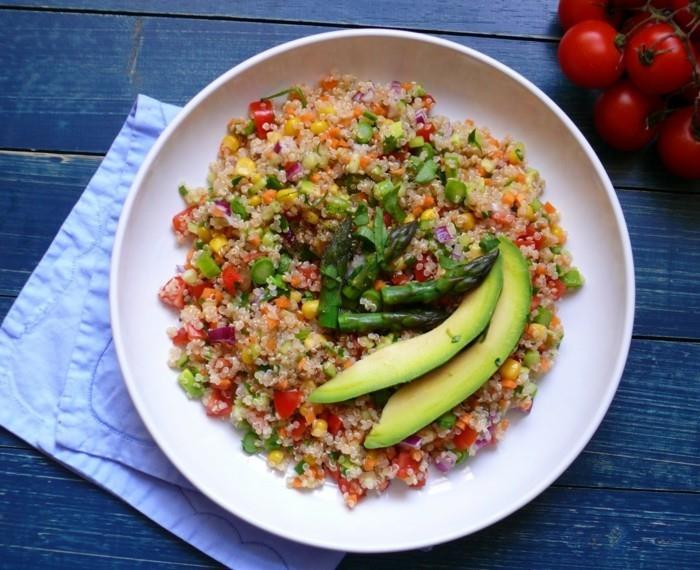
[0, 95, 343, 570]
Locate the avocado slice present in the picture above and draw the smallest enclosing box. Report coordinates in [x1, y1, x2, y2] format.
[364, 238, 531, 449]
[309, 253, 504, 404]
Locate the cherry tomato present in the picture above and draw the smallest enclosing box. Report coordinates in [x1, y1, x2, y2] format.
[454, 426, 478, 450]
[413, 253, 437, 282]
[593, 80, 664, 150]
[273, 389, 303, 419]
[657, 106, 700, 179]
[222, 266, 243, 294]
[325, 413, 343, 435]
[158, 276, 186, 309]
[670, 0, 700, 34]
[416, 122, 435, 141]
[204, 388, 233, 417]
[558, 21, 624, 88]
[172, 206, 194, 234]
[171, 327, 189, 347]
[558, 0, 622, 30]
[625, 23, 694, 94]
[249, 99, 275, 138]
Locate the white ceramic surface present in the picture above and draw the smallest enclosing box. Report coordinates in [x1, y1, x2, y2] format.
[110, 29, 635, 553]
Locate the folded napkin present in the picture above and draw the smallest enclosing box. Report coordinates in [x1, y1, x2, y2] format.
[0, 95, 343, 570]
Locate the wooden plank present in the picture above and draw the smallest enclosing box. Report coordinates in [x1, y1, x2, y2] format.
[1, 152, 698, 338]
[0, 445, 698, 568]
[0, 0, 563, 39]
[0, 11, 697, 192]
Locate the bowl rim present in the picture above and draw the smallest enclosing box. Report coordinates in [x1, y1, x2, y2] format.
[110, 27, 635, 553]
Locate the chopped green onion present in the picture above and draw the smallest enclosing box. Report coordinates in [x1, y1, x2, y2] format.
[230, 198, 249, 220]
[294, 461, 307, 475]
[523, 350, 541, 367]
[323, 362, 337, 379]
[251, 257, 275, 286]
[263, 434, 282, 451]
[362, 110, 378, 124]
[295, 328, 311, 341]
[408, 136, 425, 148]
[266, 175, 284, 189]
[263, 85, 307, 107]
[242, 432, 260, 454]
[355, 121, 374, 144]
[242, 120, 256, 136]
[437, 412, 457, 429]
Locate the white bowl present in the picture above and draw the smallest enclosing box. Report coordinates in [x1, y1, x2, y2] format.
[110, 29, 634, 552]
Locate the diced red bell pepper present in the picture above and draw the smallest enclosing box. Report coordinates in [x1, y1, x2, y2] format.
[222, 266, 243, 294]
[204, 388, 233, 417]
[326, 413, 343, 435]
[454, 426, 478, 450]
[274, 389, 303, 419]
[159, 276, 187, 310]
[249, 99, 275, 139]
[416, 121, 435, 142]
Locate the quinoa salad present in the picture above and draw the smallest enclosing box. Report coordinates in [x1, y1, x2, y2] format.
[159, 75, 583, 508]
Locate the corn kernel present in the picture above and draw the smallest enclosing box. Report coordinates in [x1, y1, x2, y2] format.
[420, 208, 437, 222]
[499, 358, 521, 381]
[310, 120, 329, 135]
[403, 213, 415, 223]
[221, 134, 240, 153]
[267, 450, 285, 466]
[290, 290, 302, 304]
[304, 332, 326, 350]
[551, 224, 567, 244]
[456, 212, 476, 231]
[209, 235, 228, 255]
[235, 157, 256, 177]
[248, 195, 262, 207]
[196, 226, 211, 242]
[266, 131, 282, 144]
[250, 173, 263, 185]
[241, 344, 260, 366]
[317, 103, 335, 116]
[284, 117, 302, 136]
[302, 210, 319, 224]
[301, 299, 319, 320]
[276, 188, 299, 203]
[311, 419, 328, 438]
[528, 323, 548, 343]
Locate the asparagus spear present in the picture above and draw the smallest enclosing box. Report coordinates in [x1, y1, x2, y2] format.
[337, 309, 448, 333]
[318, 217, 353, 328]
[381, 249, 499, 306]
[343, 220, 419, 301]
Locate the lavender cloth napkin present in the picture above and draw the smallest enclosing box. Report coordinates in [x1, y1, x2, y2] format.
[0, 95, 344, 570]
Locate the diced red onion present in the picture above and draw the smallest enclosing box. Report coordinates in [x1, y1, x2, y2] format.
[175, 264, 185, 273]
[273, 141, 282, 153]
[390, 80, 402, 93]
[208, 326, 236, 344]
[415, 108, 428, 124]
[352, 91, 364, 102]
[434, 451, 457, 473]
[399, 434, 422, 449]
[435, 225, 453, 244]
[285, 161, 303, 182]
[214, 199, 231, 215]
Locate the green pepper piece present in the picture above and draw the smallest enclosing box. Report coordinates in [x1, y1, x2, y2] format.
[445, 178, 467, 204]
[195, 251, 221, 279]
[251, 258, 275, 285]
[415, 160, 438, 185]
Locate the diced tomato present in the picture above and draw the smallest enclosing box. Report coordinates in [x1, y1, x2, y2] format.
[187, 281, 208, 299]
[204, 388, 233, 417]
[289, 416, 307, 440]
[391, 273, 410, 285]
[516, 224, 544, 250]
[326, 413, 343, 435]
[410, 477, 427, 489]
[172, 206, 194, 234]
[530, 296, 541, 312]
[274, 389, 303, 419]
[249, 99, 275, 138]
[222, 266, 243, 294]
[184, 322, 207, 340]
[549, 279, 567, 300]
[414, 253, 436, 282]
[337, 476, 365, 499]
[454, 426, 478, 450]
[172, 327, 189, 346]
[394, 450, 421, 479]
[416, 121, 435, 142]
[159, 276, 186, 310]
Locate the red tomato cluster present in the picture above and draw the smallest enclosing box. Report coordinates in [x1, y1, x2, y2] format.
[557, 0, 700, 179]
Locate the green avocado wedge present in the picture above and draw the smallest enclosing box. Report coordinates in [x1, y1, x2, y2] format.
[364, 237, 531, 449]
[309, 252, 503, 404]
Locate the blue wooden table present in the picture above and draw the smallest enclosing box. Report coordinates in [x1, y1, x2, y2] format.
[1, 2, 699, 568]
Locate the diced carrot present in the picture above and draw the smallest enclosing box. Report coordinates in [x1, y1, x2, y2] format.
[359, 155, 372, 169]
[217, 378, 232, 391]
[501, 379, 518, 390]
[201, 287, 223, 304]
[422, 195, 435, 208]
[275, 296, 290, 310]
[297, 357, 308, 371]
[310, 172, 321, 183]
[516, 172, 526, 183]
[540, 357, 552, 372]
[551, 315, 561, 327]
[389, 167, 405, 177]
[501, 192, 516, 207]
[353, 106, 363, 118]
[412, 205, 423, 217]
[339, 116, 354, 127]
[262, 190, 277, 204]
[401, 82, 412, 91]
[371, 103, 387, 116]
[299, 111, 315, 124]
[544, 201, 556, 214]
[290, 275, 302, 288]
[248, 234, 261, 247]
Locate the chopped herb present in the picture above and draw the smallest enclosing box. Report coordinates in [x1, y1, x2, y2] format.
[178, 185, 188, 197]
[242, 120, 256, 136]
[382, 135, 399, 154]
[479, 233, 500, 252]
[263, 85, 307, 108]
[362, 110, 378, 124]
[266, 175, 284, 189]
[230, 197, 249, 220]
[231, 175, 244, 187]
[354, 202, 369, 226]
[468, 128, 483, 151]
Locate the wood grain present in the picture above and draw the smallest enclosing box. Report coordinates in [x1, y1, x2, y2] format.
[2, 0, 565, 39]
[0, 10, 698, 192]
[1, 152, 698, 338]
[0, 442, 697, 569]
